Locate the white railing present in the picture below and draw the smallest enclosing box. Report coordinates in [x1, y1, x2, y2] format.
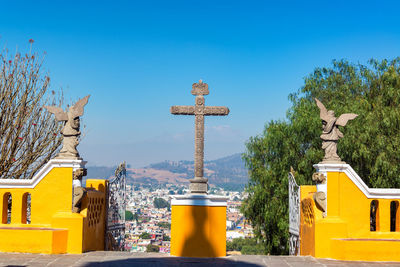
[314, 164, 400, 199]
[0, 159, 86, 189]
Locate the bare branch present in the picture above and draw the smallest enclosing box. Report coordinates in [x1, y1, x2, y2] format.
[0, 45, 63, 179]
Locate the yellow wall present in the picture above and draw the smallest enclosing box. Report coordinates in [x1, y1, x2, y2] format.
[81, 180, 107, 252]
[0, 166, 107, 254]
[0, 227, 68, 254]
[171, 205, 226, 257]
[300, 170, 400, 261]
[326, 172, 400, 239]
[0, 167, 73, 226]
[299, 186, 316, 256]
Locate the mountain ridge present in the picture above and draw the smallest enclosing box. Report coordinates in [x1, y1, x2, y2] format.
[86, 153, 248, 190]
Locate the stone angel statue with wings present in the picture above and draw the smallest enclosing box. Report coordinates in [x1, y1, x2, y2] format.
[45, 95, 90, 159]
[315, 98, 358, 163]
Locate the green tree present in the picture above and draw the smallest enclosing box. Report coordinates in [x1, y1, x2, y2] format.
[125, 210, 134, 221]
[140, 232, 151, 239]
[242, 58, 400, 254]
[241, 245, 264, 255]
[163, 235, 170, 241]
[146, 244, 159, 252]
[133, 212, 139, 222]
[226, 238, 264, 255]
[153, 197, 169, 209]
[157, 222, 171, 229]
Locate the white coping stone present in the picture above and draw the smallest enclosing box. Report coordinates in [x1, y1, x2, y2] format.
[314, 163, 400, 199]
[0, 158, 86, 189]
[171, 194, 228, 207]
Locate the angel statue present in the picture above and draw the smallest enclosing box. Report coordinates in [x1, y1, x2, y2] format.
[315, 98, 358, 163]
[45, 95, 90, 159]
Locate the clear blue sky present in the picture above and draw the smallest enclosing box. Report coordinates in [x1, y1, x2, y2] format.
[2, 1, 400, 167]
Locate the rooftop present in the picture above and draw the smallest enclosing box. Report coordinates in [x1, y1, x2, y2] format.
[0, 252, 399, 267]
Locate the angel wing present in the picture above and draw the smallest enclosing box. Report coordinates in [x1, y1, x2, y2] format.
[315, 98, 330, 122]
[71, 95, 90, 117]
[44, 106, 68, 121]
[336, 113, 358, 126]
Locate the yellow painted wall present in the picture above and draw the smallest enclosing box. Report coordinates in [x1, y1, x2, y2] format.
[171, 205, 226, 257]
[0, 167, 107, 254]
[0, 227, 68, 254]
[327, 172, 400, 239]
[300, 170, 400, 261]
[0, 167, 73, 226]
[299, 185, 316, 256]
[81, 180, 107, 252]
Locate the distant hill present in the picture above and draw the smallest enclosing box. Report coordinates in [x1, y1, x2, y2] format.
[84, 165, 116, 186]
[205, 154, 249, 186]
[85, 153, 249, 190]
[86, 166, 115, 180]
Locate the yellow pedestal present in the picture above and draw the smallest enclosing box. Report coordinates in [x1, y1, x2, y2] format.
[171, 194, 227, 258]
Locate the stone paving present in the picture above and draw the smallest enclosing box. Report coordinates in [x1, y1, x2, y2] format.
[1, 252, 400, 267]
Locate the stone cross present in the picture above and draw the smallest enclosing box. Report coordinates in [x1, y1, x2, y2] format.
[171, 80, 229, 194]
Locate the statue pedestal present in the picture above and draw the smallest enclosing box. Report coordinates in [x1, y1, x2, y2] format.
[170, 194, 227, 257]
[0, 158, 107, 254]
[189, 180, 208, 194]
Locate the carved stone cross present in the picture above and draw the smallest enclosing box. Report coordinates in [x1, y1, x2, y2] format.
[171, 80, 229, 194]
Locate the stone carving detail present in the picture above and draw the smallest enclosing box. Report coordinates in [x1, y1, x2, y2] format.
[171, 80, 229, 194]
[45, 95, 90, 159]
[312, 172, 326, 184]
[315, 98, 358, 163]
[313, 191, 327, 217]
[72, 187, 86, 213]
[312, 172, 327, 217]
[73, 168, 87, 181]
[72, 168, 87, 213]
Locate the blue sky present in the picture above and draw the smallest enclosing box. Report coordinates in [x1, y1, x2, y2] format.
[2, 1, 400, 167]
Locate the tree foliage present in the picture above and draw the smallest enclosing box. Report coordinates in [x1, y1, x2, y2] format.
[226, 238, 265, 255]
[146, 244, 159, 252]
[140, 232, 151, 239]
[125, 210, 134, 221]
[133, 212, 139, 222]
[242, 58, 400, 254]
[0, 43, 63, 179]
[157, 222, 171, 229]
[153, 197, 169, 209]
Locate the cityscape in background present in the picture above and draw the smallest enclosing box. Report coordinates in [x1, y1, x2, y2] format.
[84, 152, 254, 253]
[123, 184, 253, 253]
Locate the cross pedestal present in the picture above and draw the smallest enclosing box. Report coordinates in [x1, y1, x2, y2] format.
[170, 194, 228, 257]
[170, 80, 229, 258]
[170, 80, 229, 194]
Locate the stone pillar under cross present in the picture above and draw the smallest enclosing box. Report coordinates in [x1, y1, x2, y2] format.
[170, 80, 229, 194]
